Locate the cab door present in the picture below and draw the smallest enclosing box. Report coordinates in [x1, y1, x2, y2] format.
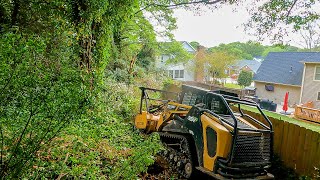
[201, 114, 232, 171]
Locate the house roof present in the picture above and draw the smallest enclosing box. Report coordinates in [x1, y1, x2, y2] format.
[180, 41, 196, 53]
[254, 52, 320, 86]
[159, 41, 196, 54]
[234, 60, 261, 73]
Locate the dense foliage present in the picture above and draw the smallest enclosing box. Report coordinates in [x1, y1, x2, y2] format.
[237, 70, 253, 87]
[206, 41, 300, 59]
[193, 46, 236, 83]
[248, 0, 320, 43]
[0, 0, 166, 178]
[1, 0, 320, 178]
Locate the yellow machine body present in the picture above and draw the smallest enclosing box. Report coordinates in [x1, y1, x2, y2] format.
[134, 86, 273, 179]
[134, 101, 192, 133]
[201, 113, 232, 171]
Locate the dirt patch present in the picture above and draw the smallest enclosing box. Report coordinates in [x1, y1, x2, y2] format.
[140, 156, 180, 180]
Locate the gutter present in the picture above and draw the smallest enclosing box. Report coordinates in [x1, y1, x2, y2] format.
[254, 80, 301, 87]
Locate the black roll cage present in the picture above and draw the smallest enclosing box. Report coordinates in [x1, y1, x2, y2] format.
[199, 92, 273, 164]
[138, 87, 179, 114]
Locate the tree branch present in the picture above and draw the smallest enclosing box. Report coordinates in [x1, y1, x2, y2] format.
[286, 0, 299, 17]
[136, 0, 224, 14]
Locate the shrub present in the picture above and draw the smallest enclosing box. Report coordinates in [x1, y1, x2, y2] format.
[0, 32, 87, 178]
[237, 70, 253, 87]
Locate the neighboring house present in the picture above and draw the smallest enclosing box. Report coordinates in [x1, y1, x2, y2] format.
[300, 62, 320, 108]
[253, 52, 320, 108]
[157, 41, 196, 81]
[253, 56, 264, 62]
[228, 59, 261, 77]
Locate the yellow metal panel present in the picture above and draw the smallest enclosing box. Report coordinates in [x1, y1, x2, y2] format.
[156, 115, 163, 130]
[135, 111, 148, 129]
[201, 114, 232, 171]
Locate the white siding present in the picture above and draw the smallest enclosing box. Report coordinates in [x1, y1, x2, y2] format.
[156, 41, 196, 81]
[164, 62, 194, 81]
[300, 63, 320, 109]
[182, 41, 196, 52]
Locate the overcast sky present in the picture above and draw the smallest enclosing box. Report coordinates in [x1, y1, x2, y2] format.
[172, 6, 254, 47]
[171, 5, 305, 48]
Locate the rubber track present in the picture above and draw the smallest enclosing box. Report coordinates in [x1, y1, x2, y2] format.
[157, 132, 193, 179]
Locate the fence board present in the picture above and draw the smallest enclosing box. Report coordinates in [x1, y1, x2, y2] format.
[242, 110, 319, 177]
[306, 131, 319, 176]
[284, 123, 296, 166]
[314, 133, 320, 176]
[269, 117, 276, 125]
[288, 124, 300, 170]
[302, 130, 313, 174]
[273, 119, 281, 154]
[280, 121, 289, 159]
[295, 127, 307, 174]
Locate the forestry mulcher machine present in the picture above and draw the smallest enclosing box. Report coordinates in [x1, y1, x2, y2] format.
[135, 85, 274, 179]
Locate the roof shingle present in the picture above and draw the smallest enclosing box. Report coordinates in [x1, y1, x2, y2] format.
[235, 60, 261, 73]
[253, 52, 320, 86]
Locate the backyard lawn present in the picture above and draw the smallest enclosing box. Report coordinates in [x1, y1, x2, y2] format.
[224, 83, 242, 89]
[242, 105, 320, 132]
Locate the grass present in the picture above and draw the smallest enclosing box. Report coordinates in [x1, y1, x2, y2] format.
[224, 83, 242, 89]
[241, 105, 320, 132]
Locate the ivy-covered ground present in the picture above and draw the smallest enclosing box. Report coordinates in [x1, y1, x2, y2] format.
[24, 79, 166, 179]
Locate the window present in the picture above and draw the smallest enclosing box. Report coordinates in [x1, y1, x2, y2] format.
[265, 84, 274, 91]
[168, 70, 173, 78]
[318, 92, 320, 101]
[173, 70, 184, 79]
[174, 70, 179, 78]
[206, 128, 217, 157]
[179, 70, 184, 78]
[315, 66, 320, 80]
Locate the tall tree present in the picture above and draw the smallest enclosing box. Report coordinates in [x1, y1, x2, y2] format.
[247, 0, 320, 43]
[191, 47, 236, 83]
[159, 41, 193, 64]
[298, 22, 320, 50]
[238, 70, 253, 87]
[189, 41, 200, 49]
[208, 41, 265, 60]
[205, 51, 237, 83]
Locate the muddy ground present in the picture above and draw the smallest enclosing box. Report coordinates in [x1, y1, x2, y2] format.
[140, 156, 212, 180]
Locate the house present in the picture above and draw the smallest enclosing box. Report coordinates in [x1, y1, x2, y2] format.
[228, 59, 261, 78]
[253, 52, 320, 108]
[300, 61, 320, 108]
[156, 41, 196, 81]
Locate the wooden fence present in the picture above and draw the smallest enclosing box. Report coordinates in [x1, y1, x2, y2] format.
[295, 105, 320, 124]
[243, 110, 320, 177]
